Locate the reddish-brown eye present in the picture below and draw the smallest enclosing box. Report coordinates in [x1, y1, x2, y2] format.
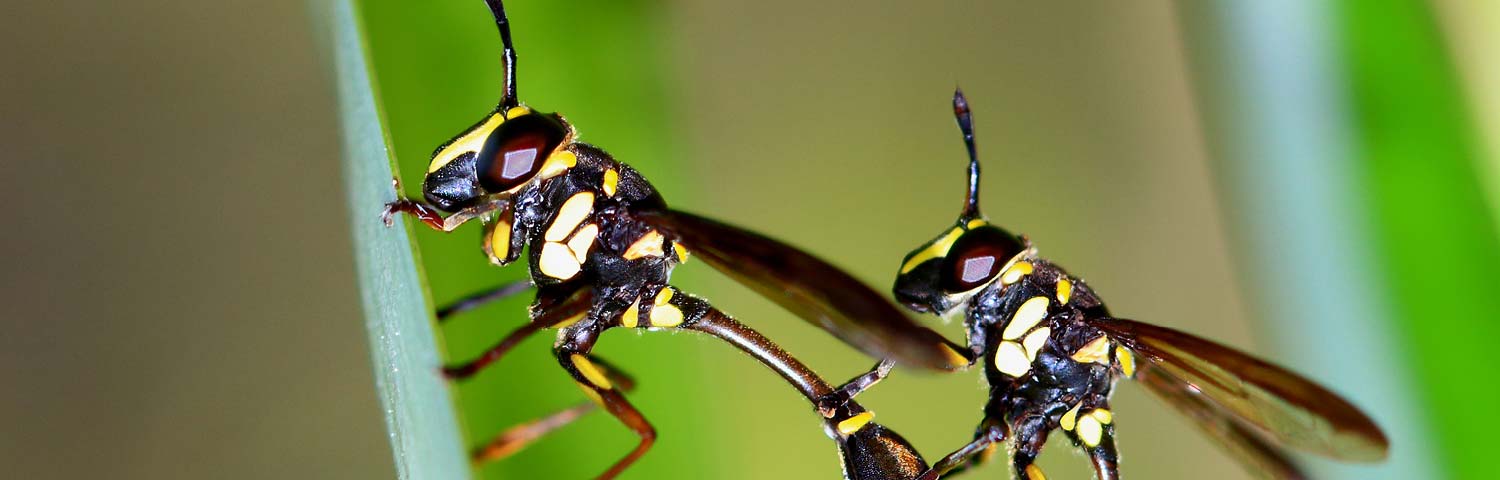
[940, 226, 1023, 292]
[476, 113, 567, 193]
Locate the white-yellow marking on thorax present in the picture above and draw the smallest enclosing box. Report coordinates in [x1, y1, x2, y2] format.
[1071, 335, 1111, 364]
[649, 287, 683, 327]
[545, 192, 595, 242]
[484, 218, 512, 265]
[427, 112, 505, 173]
[538, 242, 582, 280]
[566, 224, 599, 263]
[602, 168, 619, 197]
[836, 412, 875, 436]
[1116, 346, 1136, 377]
[536, 149, 577, 181]
[1061, 403, 1082, 431]
[570, 354, 613, 389]
[994, 341, 1031, 377]
[620, 298, 641, 328]
[1001, 261, 1034, 285]
[1077, 413, 1104, 447]
[1002, 296, 1051, 340]
[900, 226, 964, 274]
[623, 230, 666, 260]
[1090, 408, 1113, 425]
[1022, 327, 1050, 361]
[1056, 278, 1072, 304]
[674, 244, 690, 263]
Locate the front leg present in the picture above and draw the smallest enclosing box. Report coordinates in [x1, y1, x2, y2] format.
[381, 196, 506, 232]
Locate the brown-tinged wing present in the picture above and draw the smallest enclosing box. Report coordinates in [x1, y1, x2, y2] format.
[640, 209, 968, 371]
[1088, 317, 1389, 462]
[1135, 361, 1307, 479]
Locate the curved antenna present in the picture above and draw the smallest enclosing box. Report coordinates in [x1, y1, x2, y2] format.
[484, 0, 519, 109]
[953, 88, 980, 218]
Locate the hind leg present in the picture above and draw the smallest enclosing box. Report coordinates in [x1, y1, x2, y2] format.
[1009, 414, 1053, 480]
[1061, 403, 1120, 480]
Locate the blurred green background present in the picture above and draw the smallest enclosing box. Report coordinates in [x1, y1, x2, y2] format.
[4, 0, 1495, 479]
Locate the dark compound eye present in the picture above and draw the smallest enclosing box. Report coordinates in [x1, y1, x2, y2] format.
[476, 113, 567, 193]
[939, 226, 1024, 292]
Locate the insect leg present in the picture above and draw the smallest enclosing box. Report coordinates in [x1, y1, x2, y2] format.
[674, 289, 834, 402]
[817, 359, 895, 417]
[442, 288, 593, 380]
[436, 280, 532, 322]
[556, 344, 655, 480]
[472, 356, 637, 462]
[1008, 415, 1052, 480]
[915, 418, 1007, 480]
[1060, 404, 1120, 480]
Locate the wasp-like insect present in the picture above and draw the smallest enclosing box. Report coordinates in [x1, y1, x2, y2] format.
[839, 90, 1390, 479]
[380, 1, 972, 478]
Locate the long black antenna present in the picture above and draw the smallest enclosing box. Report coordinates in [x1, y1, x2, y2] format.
[485, 0, 519, 109]
[953, 88, 980, 219]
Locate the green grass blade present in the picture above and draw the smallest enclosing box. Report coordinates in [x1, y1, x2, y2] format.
[329, 0, 471, 478]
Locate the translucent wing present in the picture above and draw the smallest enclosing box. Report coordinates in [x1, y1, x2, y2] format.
[1088, 317, 1388, 462]
[641, 209, 968, 371]
[1135, 360, 1306, 479]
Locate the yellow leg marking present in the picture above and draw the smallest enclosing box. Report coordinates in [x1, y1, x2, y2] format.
[979, 443, 999, 463]
[623, 230, 666, 260]
[836, 412, 875, 436]
[570, 354, 613, 390]
[994, 341, 1031, 377]
[552, 311, 586, 329]
[1000, 261, 1034, 285]
[1022, 327, 1050, 362]
[1090, 408, 1113, 425]
[566, 224, 599, 263]
[505, 106, 532, 119]
[1002, 296, 1050, 340]
[576, 382, 607, 408]
[536, 149, 577, 181]
[1025, 464, 1048, 480]
[427, 112, 505, 173]
[1056, 278, 1072, 305]
[602, 168, 619, 197]
[1071, 335, 1111, 364]
[1061, 402, 1081, 431]
[544, 192, 595, 242]
[484, 219, 512, 265]
[620, 298, 641, 328]
[538, 242, 582, 280]
[649, 304, 684, 328]
[900, 226, 964, 274]
[1116, 346, 1136, 377]
[941, 343, 971, 369]
[1077, 414, 1103, 447]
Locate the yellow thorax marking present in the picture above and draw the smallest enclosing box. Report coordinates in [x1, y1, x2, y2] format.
[1116, 346, 1136, 377]
[567, 224, 599, 263]
[649, 287, 683, 327]
[620, 298, 641, 328]
[1001, 261, 1034, 285]
[427, 112, 506, 173]
[1071, 336, 1111, 364]
[602, 168, 620, 197]
[1061, 403, 1082, 431]
[536, 148, 577, 181]
[545, 192, 595, 242]
[1056, 278, 1072, 304]
[836, 412, 875, 436]
[623, 230, 666, 260]
[1001, 296, 1050, 340]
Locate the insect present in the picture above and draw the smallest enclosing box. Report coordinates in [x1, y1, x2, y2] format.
[856, 89, 1392, 479]
[380, 1, 971, 477]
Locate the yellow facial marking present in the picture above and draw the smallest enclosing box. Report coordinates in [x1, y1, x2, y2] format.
[570, 354, 613, 390]
[1022, 327, 1050, 362]
[1025, 464, 1048, 480]
[535, 148, 578, 181]
[1116, 346, 1136, 377]
[1071, 335, 1111, 364]
[623, 230, 666, 260]
[484, 219, 512, 265]
[900, 226, 964, 274]
[1090, 408, 1113, 425]
[620, 298, 641, 328]
[505, 106, 532, 119]
[576, 382, 607, 408]
[427, 112, 505, 173]
[1001, 261, 1034, 285]
[1056, 278, 1072, 305]
[1060, 403, 1082, 431]
[994, 341, 1031, 377]
[649, 303, 684, 328]
[602, 168, 619, 197]
[836, 412, 876, 436]
[538, 242, 582, 280]
[1077, 414, 1104, 447]
[552, 311, 586, 329]
[1002, 296, 1050, 340]
[544, 192, 595, 242]
[674, 244, 690, 263]
[566, 224, 599, 263]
